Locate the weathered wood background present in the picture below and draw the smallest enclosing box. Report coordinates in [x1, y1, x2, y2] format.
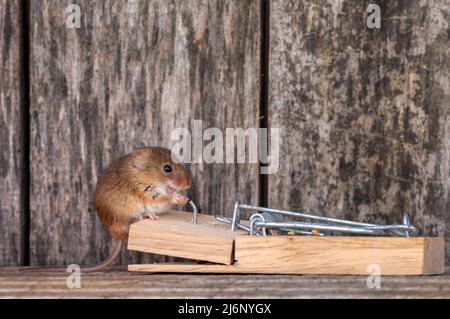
[29, 0, 260, 266]
[0, 0, 449, 266]
[0, 0, 26, 266]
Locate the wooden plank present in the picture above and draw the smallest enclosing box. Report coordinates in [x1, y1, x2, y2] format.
[29, 0, 260, 266]
[130, 237, 445, 275]
[128, 263, 239, 273]
[1, 270, 450, 298]
[424, 237, 446, 275]
[127, 210, 244, 265]
[268, 0, 450, 263]
[235, 236, 445, 275]
[0, 0, 25, 265]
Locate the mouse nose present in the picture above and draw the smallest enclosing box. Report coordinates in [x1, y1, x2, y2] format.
[174, 176, 191, 189]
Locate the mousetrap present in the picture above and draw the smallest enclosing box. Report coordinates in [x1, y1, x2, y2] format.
[127, 201, 445, 275]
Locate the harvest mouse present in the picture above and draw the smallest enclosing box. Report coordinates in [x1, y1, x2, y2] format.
[94, 146, 191, 240]
[22, 147, 191, 272]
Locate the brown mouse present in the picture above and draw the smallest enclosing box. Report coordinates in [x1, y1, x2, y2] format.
[21, 147, 191, 273]
[94, 146, 191, 239]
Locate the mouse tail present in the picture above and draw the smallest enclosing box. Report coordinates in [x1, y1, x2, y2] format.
[11, 240, 123, 273]
[80, 240, 123, 273]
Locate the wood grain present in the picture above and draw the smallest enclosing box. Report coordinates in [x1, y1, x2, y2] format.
[129, 236, 445, 275]
[0, 269, 449, 298]
[127, 210, 244, 265]
[0, 0, 25, 266]
[268, 0, 450, 262]
[29, 0, 260, 265]
[235, 236, 445, 275]
[128, 263, 237, 273]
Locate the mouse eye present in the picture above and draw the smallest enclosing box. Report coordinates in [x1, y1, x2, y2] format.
[163, 165, 172, 173]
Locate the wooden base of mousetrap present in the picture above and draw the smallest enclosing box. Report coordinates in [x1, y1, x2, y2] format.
[127, 210, 445, 275]
[127, 210, 247, 265]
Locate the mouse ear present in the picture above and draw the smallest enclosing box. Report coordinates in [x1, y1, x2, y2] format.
[131, 149, 149, 170]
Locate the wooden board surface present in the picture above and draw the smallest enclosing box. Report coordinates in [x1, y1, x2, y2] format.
[0, 0, 26, 266]
[268, 0, 450, 263]
[2, 269, 450, 298]
[235, 236, 445, 275]
[129, 237, 445, 275]
[129, 263, 238, 273]
[29, 0, 260, 266]
[128, 210, 244, 265]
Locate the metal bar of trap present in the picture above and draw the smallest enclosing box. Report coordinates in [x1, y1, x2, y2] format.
[229, 201, 415, 237]
[188, 200, 198, 225]
[215, 215, 250, 232]
[239, 203, 389, 228]
[251, 221, 410, 236]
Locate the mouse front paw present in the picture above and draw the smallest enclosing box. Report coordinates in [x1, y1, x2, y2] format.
[139, 212, 159, 221]
[171, 193, 189, 206]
